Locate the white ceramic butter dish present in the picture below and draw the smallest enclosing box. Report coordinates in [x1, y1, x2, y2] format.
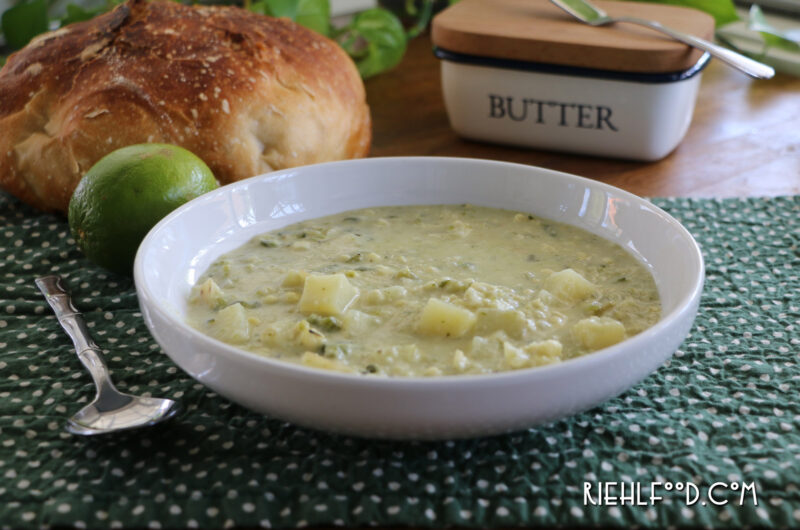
[431, 0, 716, 161]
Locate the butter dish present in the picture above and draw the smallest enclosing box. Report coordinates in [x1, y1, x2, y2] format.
[431, 0, 716, 161]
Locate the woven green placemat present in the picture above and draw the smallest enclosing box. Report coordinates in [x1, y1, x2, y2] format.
[1, 191, 798, 529]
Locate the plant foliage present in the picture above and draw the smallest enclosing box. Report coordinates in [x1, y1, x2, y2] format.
[0, 0, 409, 78]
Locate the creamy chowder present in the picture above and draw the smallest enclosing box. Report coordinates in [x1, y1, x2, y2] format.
[186, 205, 661, 376]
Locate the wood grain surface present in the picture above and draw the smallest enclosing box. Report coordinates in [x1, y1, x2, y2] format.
[430, 0, 714, 72]
[366, 33, 800, 198]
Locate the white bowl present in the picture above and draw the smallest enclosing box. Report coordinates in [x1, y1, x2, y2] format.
[134, 157, 704, 439]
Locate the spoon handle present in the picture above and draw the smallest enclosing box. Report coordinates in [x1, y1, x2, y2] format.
[36, 275, 118, 396]
[615, 16, 775, 80]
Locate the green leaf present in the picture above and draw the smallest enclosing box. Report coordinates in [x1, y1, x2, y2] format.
[337, 7, 407, 79]
[1, 0, 49, 49]
[622, 0, 739, 27]
[248, 1, 270, 15]
[60, 3, 105, 27]
[295, 0, 329, 36]
[405, 0, 433, 39]
[748, 4, 800, 52]
[252, 0, 298, 18]
[248, 0, 329, 36]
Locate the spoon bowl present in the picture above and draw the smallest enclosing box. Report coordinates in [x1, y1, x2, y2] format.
[67, 394, 180, 435]
[36, 275, 180, 436]
[550, 0, 774, 79]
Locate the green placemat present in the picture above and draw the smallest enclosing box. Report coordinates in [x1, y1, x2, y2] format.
[1, 191, 798, 529]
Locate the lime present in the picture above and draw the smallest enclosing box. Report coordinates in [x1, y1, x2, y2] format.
[68, 143, 218, 275]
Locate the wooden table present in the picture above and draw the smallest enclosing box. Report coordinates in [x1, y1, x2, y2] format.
[366, 33, 800, 198]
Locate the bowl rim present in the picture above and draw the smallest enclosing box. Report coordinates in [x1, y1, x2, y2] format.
[134, 156, 705, 388]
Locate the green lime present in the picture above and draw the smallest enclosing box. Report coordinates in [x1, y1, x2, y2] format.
[68, 143, 218, 275]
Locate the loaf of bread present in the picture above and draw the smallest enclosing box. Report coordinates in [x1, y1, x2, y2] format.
[0, 0, 371, 213]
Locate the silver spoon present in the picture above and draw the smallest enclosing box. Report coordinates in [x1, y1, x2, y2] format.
[550, 0, 775, 80]
[36, 275, 180, 435]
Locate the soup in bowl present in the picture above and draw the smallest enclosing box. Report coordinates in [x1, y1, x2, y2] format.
[134, 157, 703, 439]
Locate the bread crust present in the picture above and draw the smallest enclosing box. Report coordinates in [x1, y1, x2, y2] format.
[0, 0, 371, 213]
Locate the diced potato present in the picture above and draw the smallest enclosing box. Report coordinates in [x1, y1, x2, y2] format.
[382, 286, 407, 301]
[470, 335, 497, 356]
[292, 320, 326, 350]
[488, 329, 512, 343]
[573, 317, 626, 351]
[452, 349, 470, 372]
[545, 269, 596, 301]
[536, 289, 556, 306]
[282, 292, 300, 304]
[503, 340, 562, 369]
[475, 308, 530, 339]
[468, 281, 497, 297]
[525, 339, 562, 357]
[463, 286, 486, 307]
[300, 352, 355, 373]
[261, 294, 279, 305]
[390, 344, 421, 363]
[417, 298, 476, 338]
[394, 267, 418, 280]
[503, 341, 529, 369]
[365, 286, 407, 305]
[260, 319, 293, 346]
[195, 278, 224, 309]
[462, 281, 515, 310]
[524, 340, 562, 366]
[364, 289, 385, 305]
[342, 310, 382, 336]
[373, 265, 395, 276]
[282, 270, 307, 288]
[212, 303, 249, 344]
[298, 273, 358, 316]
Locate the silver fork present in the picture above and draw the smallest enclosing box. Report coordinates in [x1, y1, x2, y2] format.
[550, 0, 775, 79]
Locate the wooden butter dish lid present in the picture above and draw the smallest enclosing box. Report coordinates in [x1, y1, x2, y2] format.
[431, 0, 715, 73]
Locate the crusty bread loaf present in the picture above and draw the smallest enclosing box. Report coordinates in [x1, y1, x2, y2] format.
[0, 0, 371, 213]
